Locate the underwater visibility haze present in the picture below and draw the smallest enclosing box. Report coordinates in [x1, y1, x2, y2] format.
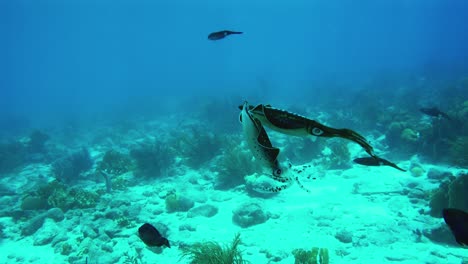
[0, 0, 467, 263]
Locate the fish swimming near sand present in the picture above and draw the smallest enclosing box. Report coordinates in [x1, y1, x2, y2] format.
[208, 30, 243, 40]
[420, 107, 451, 120]
[138, 223, 170, 248]
[443, 208, 468, 247]
[353, 156, 406, 172]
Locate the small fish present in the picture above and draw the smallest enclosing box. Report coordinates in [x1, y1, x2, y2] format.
[138, 223, 170, 248]
[208, 30, 243, 40]
[420, 107, 451, 120]
[443, 208, 468, 246]
[353, 156, 406, 172]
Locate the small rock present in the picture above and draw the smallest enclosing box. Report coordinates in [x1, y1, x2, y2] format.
[166, 194, 194, 213]
[405, 180, 419, 189]
[336, 247, 351, 257]
[97, 234, 111, 243]
[33, 220, 59, 246]
[407, 188, 426, 200]
[232, 201, 269, 228]
[82, 225, 98, 239]
[188, 204, 218, 218]
[423, 225, 456, 246]
[102, 223, 119, 239]
[22, 207, 64, 236]
[410, 166, 425, 177]
[177, 195, 195, 212]
[22, 213, 48, 236]
[47, 208, 64, 222]
[335, 230, 353, 243]
[108, 198, 130, 208]
[97, 219, 117, 238]
[105, 209, 120, 219]
[179, 224, 196, 232]
[68, 255, 84, 264]
[385, 255, 406, 261]
[427, 168, 452, 180]
[51, 233, 68, 247]
[101, 243, 113, 253]
[127, 204, 143, 217]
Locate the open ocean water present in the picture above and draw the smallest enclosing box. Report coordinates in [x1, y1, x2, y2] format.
[1, 1, 467, 263]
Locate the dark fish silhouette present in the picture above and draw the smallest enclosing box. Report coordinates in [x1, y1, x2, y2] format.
[208, 30, 242, 40]
[443, 208, 468, 246]
[420, 107, 451, 120]
[353, 156, 406, 172]
[138, 223, 170, 248]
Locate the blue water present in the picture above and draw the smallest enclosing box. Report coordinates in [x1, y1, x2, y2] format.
[1, 1, 468, 263]
[1, 0, 468, 127]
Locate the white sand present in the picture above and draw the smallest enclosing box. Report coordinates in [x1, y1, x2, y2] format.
[1, 156, 467, 264]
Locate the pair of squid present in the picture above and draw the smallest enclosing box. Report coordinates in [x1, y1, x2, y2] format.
[239, 101, 405, 193]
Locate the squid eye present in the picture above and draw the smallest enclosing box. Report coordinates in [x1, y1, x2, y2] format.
[273, 169, 282, 176]
[312, 127, 324, 136]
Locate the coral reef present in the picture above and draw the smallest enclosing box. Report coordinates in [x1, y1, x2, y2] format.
[46, 182, 71, 210]
[68, 188, 100, 209]
[0, 130, 52, 174]
[387, 121, 405, 143]
[409, 162, 425, 177]
[21, 208, 64, 236]
[20, 195, 49, 211]
[450, 99, 468, 125]
[0, 222, 4, 238]
[115, 215, 135, 228]
[215, 136, 260, 189]
[110, 175, 130, 191]
[52, 147, 93, 183]
[130, 141, 173, 178]
[180, 233, 250, 264]
[400, 128, 419, 142]
[27, 130, 50, 153]
[282, 137, 324, 165]
[320, 139, 351, 170]
[96, 149, 133, 193]
[0, 141, 27, 174]
[412, 98, 468, 165]
[429, 173, 468, 217]
[385, 122, 421, 155]
[410, 166, 425, 177]
[22, 180, 100, 212]
[448, 136, 468, 167]
[170, 124, 222, 168]
[96, 149, 133, 175]
[292, 247, 329, 264]
[165, 192, 194, 213]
